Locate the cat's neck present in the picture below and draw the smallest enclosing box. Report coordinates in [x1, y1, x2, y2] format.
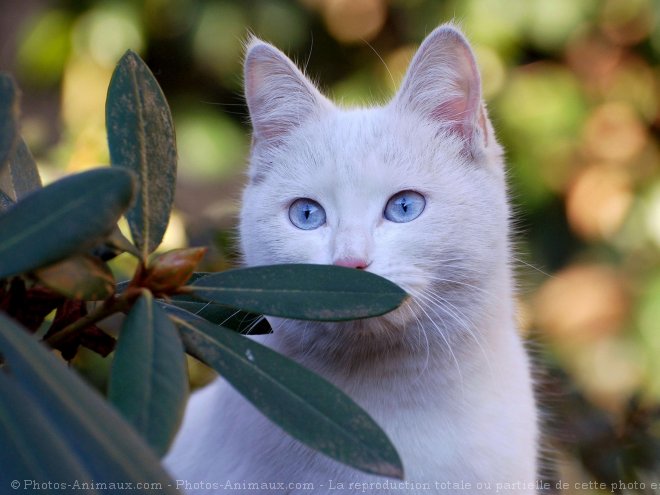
[261, 271, 518, 392]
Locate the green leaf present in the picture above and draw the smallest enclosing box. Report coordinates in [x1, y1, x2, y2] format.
[0, 189, 13, 212]
[9, 137, 42, 199]
[108, 291, 188, 457]
[0, 313, 179, 491]
[0, 138, 41, 204]
[168, 307, 404, 479]
[0, 166, 14, 205]
[167, 299, 272, 334]
[35, 255, 115, 300]
[167, 272, 271, 333]
[118, 272, 272, 334]
[106, 50, 177, 260]
[0, 167, 135, 280]
[0, 73, 19, 172]
[106, 226, 142, 257]
[192, 264, 408, 321]
[91, 226, 142, 262]
[0, 374, 96, 489]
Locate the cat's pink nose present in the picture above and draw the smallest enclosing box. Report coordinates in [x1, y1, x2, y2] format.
[333, 258, 370, 270]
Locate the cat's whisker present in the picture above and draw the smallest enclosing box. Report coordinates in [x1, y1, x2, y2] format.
[415, 289, 477, 337]
[405, 302, 431, 383]
[512, 256, 554, 278]
[410, 298, 465, 398]
[414, 290, 470, 329]
[414, 289, 494, 381]
[303, 32, 314, 74]
[299, 320, 312, 356]
[219, 308, 259, 335]
[193, 301, 213, 316]
[243, 315, 267, 335]
[362, 39, 395, 89]
[269, 317, 289, 335]
[421, 274, 494, 297]
[219, 308, 242, 322]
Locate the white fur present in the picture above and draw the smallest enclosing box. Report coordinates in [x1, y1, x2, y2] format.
[165, 24, 538, 494]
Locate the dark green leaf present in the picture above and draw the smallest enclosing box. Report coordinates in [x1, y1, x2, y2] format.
[168, 307, 404, 479]
[0, 313, 179, 491]
[9, 137, 42, 198]
[91, 226, 142, 261]
[0, 167, 14, 205]
[108, 291, 188, 456]
[118, 272, 271, 333]
[0, 167, 135, 279]
[167, 272, 270, 333]
[0, 374, 97, 490]
[192, 264, 408, 321]
[0, 137, 41, 205]
[0, 73, 19, 172]
[0, 189, 13, 212]
[167, 299, 271, 334]
[106, 50, 177, 260]
[108, 226, 142, 257]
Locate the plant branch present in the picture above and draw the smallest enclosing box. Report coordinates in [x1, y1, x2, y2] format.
[45, 295, 132, 348]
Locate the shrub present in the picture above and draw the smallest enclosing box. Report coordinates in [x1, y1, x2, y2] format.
[0, 51, 406, 488]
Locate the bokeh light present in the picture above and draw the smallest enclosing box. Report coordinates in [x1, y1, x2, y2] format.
[321, 0, 387, 44]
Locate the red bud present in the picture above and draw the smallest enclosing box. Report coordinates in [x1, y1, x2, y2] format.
[142, 247, 207, 294]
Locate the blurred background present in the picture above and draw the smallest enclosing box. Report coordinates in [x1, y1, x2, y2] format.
[2, 0, 660, 492]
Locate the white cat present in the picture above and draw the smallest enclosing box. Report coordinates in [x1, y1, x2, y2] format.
[165, 24, 538, 494]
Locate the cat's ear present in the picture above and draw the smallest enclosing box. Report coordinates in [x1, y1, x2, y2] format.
[393, 25, 489, 154]
[244, 37, 332, 146]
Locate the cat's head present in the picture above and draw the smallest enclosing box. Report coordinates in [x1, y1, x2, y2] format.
[239, 25, 510, 353]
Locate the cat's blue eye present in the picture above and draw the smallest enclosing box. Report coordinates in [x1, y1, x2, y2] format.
[289, 198, 326, 230]
[384, 190, 425, 223]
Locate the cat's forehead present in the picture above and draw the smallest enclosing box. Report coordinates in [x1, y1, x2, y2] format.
[287, 107, 456, 178]
[250, 105, 471, 201]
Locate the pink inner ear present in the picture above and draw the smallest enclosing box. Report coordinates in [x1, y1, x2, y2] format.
[430, 96, 472, 140]
[429, 93, 488, 147]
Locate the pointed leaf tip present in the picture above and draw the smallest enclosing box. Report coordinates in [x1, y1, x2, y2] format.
[0, 167, 135, 279]
[106, 50, 177, 260]
[8, 137, 42, 200]
[192, 264, 408, 321]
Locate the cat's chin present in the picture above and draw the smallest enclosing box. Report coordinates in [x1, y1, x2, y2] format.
[265, 298, 431, 361]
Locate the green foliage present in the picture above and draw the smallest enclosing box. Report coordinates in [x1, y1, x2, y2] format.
[8, 1, 660, 489]
[0, 168, 134, 280]
[0, 313, 178, 491]
[108, 292, 188, 457]
[168, 304, 404, 478]
[106, 50, 177, 261]
[0, 74, 18, 172]
[0, 53, 407, 482]
[5, 137, 42, 200]
[169, 297, 272, 334]
[192, 264, 407, 321]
